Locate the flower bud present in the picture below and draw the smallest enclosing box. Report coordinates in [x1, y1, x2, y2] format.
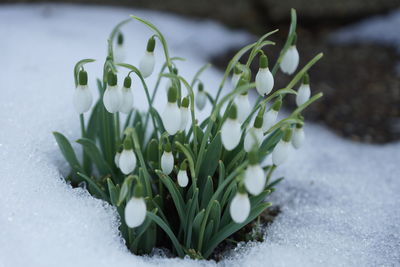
[162, 86, 181, 135]
[119, 137, 137, 174]
[244, 151, 265, 195]
[263, 100, 281, 132]
[230, 187, 250, 223]
[179, 97, 190, 131]
[292, 124, 305, 149]
[177, 161, 189, 187]
[195, 83, 206, 110]
[161, 143, 174, 175]
[103, 71, 121, 113]
[125, 184, 146, 228]
[119, 76, 133, 114]
[74, 70, 93, 114]
[114, 32, 125, 63]
[280, 34, 299, 75]
[272, 129, 292, 165]
[255, 54, 274, 96]
[296, 74, 311, 106]
[221, 105, 242, 151]
[139, 37, 156, 78]
[235, 93, 250, 123]
[244, 116, 264, 152]
[231, 65, 242, 88]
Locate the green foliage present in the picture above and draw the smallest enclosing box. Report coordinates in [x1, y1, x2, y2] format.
[54, 8, 322, 259]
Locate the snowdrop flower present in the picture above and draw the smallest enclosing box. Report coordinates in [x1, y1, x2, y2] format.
[255, 54, 274, 96]
[231, 65, 242, 88]
[139, 36, 156, 78]
[161, 86, 181, 135]
[114, 32, 125, 63]
[119, 76, 133, 114]
[221, 104, 242, 151]
[244, 151, 265, 195]
[73, 70, 93, 114]
[103, 71, 121, 113]
[296, 73, 311, 107]
[164, 68, 179, 93]
[195, 82, 207, 110]
[114, 146, 122, 168]
[177, 161, 189, 187]
[119, 137, 137, 174]
[125, 184, 147, 228]
[263, 100, 281, 132]
[230, 186, 250, 223]
[235, 92, 250, 123]
[292, 124, 305, 149]
[179, 97, 190, 131]
[161, 143, 174, 175]
[244, 115, 264, 152]
[280, 34, 299, 75]
[272, 128, 292, 165]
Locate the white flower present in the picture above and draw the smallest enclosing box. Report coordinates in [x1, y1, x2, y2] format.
[221, 105, 242, 151]
[263, 109, 278, 132]
[229, 192, 250, 223]
[255, 54, 274, 96]
[177, 162, 189, 187]
[114, 152, 121, 168]
[292, 126, 305, 149]
[235, 93, 250, 123]
[73, 85, 93, 114]
[296, 84, 310, 107]
[244, 127, 263, 152]
[162, 87, 181, 135]
[196, 83, 206, 110]
[119, 87, 133, 114]
[280, 45, 299, 75]
[119, 138, 137, 174]
[272, 139, 290, 165]
[244, 164, 265, 195]
[139, 37, 156, 78]
[103, 85, 121, 113]
[125, 196, 146, 228]
[114, 44, 125, 63]
[179, 106, 189, 131]
[161, 151, 174, 175]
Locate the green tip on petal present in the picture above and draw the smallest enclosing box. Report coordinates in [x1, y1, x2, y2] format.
[248, 150, 259, 165]
[254, 115, 263, 128]
[123, 136, 133, 150]
[228, 104, 238, 120]
[302, 73, 310, 85]
[173, 68, 178, 75]
[167, 86, 178, 103]
[117, 32, 124, 45]
[198, 82, 204, 92]
[282, 128, 293, 142]
[180, 160, 187, 170]
[234, 64, 242, 75]
[181, 97, 189, 108]
[296, 123, 303, 129]
[78, 70, 88, 86]
[164, 142, 172, 153]
[237, 182, 246, 194]
[107, 71, 117, 86]
[133, 183, 143, 198]
[259, 54, 268, 69]
[146, 36, 156, 52]
[124, 76, 132, 88]
[271, 100, 282, 111]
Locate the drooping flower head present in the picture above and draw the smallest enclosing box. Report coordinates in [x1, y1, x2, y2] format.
[161, 142, 174, 175]
[230, 183, 250, 223]
[161, 86, 181, 135]
[235, 77, 250, 123]
[296, 73, 311, 107]
[73, 69, 93, 114]
[221, 104, 242, 151]
[255, 54, 274, 96]
[179, 96, 190, 131]
[244, 150, 266, 195]
[195, 82, 207, 111]
[177, 160, 189, 187]
[263, 99, 281, 132]
[119, 75, 134, 114]
[139, 36, 156, 78]
[114, 32, 126, 63]
[125, 183, 147, 228]
[280, 33, 299, 75]
[231, 64, 242, 89]
[292, 123, 305, 149]
[244, 114, 264, 152]
[272, 128, 292, 166]
[119, 136, 137, 174]
[103, 71, 121, 113]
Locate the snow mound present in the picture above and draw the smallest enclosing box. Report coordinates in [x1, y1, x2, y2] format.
[0, 4, 399, 267]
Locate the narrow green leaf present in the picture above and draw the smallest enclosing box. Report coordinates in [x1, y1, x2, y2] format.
[107, 178, 118, 206]
[77, 172, 108, 200]
[76, 138, 113, 176]
[217, 161, 225, 188]
[200, 176, 214, 210]
[198, 132, 222, 181]
[117, 176, 134, 206]
[53, 132, 83, 174]
[209, 200, 221, 234]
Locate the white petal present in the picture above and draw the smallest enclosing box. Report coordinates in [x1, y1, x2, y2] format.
[235, 94, 250, 123]
[177, 170, 189, 187]
[161, 151, 174, 175]
[125, 197, 146, 228]
[103, 85, 121, 113]
[231, 73, 241, 88]
[280, 46, 299, 75]
[244, 127, 264, 152]
[196, 91, 207, 110]
[255, 68, 274, 96]
[119, 149, 137, 174]
[272, 140, 290, 165]
[229, 193, 250, 223]
[179, 107, 189, 131]
[244, 164, 266, 195]
[161, 103, 181, 135]
[292, 127, 305, 149]
[221, 118, 242, 151]
[73, 85, 92, 114]
[119, 87, 133, 114]
[114, 44, 125, 63]
[139, 52, 155, 78]
[296, 84, 311, 107]
[263, 109, 278, 132]
[114, 152, 120, 168]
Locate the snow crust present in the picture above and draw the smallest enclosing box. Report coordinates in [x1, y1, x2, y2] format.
[1, 4, 399, 267]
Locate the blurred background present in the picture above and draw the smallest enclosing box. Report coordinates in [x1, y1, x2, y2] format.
[2, 0, 400, 143]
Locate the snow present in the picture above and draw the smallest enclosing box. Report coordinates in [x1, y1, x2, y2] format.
[1, 4, 399, 267]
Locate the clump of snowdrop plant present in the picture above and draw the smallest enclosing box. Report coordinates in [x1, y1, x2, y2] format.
[54, 9, 323, 260]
